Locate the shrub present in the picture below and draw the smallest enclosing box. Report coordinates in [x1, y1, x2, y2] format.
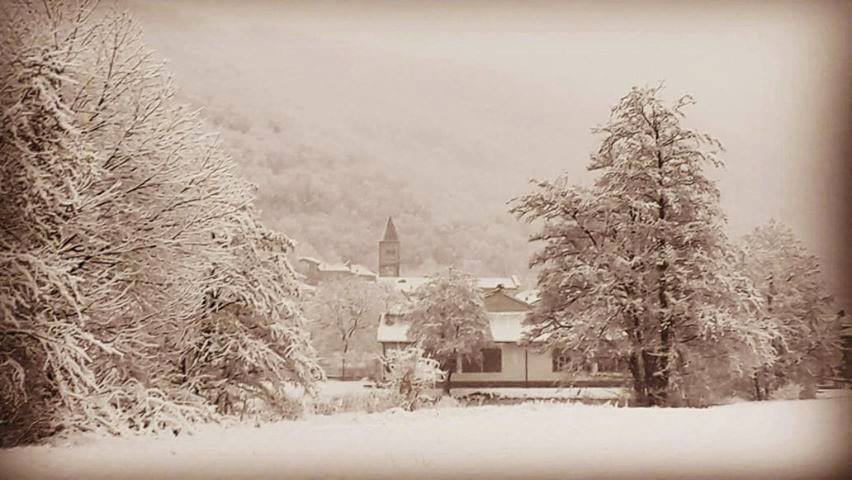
[308, 389, 403, 416]
[433, 395, 461, 409]
[770, 383, 804, 401]
[380, 346, 444, 411]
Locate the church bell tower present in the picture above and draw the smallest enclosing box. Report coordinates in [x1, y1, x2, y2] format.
[378, 217, 400, 277]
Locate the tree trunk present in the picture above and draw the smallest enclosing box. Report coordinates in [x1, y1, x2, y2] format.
[644, 349, 669, 407]
[399, 373, 413, 410]
[442, 354, 456, 395]
[651, 133, 673, 407]
[341, 341, 349, 380]
[753, 373, 763, 401]
[627, 351, 648, 406]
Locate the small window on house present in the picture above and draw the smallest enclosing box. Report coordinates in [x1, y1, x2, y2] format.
[463, 348, 502, 373]
[595, 355, 622, 373]
[552, 350, 573, 372]
[483, 348, 501, 372]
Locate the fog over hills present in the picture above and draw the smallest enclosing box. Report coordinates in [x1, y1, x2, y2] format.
[127, 0, 850, 302]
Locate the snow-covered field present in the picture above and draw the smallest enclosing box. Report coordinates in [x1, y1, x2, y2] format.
[287, 379, 377, 399]
[286, 380, 628, 402]
[451, 386, 627, 401]
[1, 397, 849, 480]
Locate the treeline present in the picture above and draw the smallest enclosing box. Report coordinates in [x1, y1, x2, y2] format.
[190, 87, 534, 279]
[513, 87, 842, 406]
[0, 1, 321, 446]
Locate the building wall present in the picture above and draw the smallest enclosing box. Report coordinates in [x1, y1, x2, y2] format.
[483, 293, 530, 312]
[451, 344, 619, 385]
[451, 344, 571, 383]
[378, 240, 400, 277]
[454, 343, 527, 382]
[526, 348, 567, 382]
[299, 261, 321, 285]
[380, 342, 626, 387]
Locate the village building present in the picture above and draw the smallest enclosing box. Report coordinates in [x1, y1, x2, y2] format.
[375, 217, 520, 292]
[374, 217, 625, 388]
[297, 257, 377, 285]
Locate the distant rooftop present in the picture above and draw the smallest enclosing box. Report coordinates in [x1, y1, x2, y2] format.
[298, 256, 377, 279]
[377, 275, 520, 293]
[515, 289, 541, 305]
[377, 311, 531, 343]
[348, 263, 376, 277]
[381, 217, 399, 242]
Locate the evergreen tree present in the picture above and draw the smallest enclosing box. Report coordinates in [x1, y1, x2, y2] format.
[511, 86, 777, 406]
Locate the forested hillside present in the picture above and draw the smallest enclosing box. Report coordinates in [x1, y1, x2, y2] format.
[200, 104, 534, 278]
[126, 0, 851, 303]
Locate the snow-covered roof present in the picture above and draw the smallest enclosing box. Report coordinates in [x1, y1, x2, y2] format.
[347, 264, 377, 277]
[377, 315, 411, 343]
[377, 311, 531, 343]
[303, 258, 377, 279]
[515, 289, 541, 305]
[378, 275, 520, 293]
[377, 276, 430, 293]
[382, 217, 400, 242]
[477, 276, 521, 290]
[318, 262, 351, 273]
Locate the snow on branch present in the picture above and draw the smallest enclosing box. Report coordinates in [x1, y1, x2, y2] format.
[1, 0, 320, 446]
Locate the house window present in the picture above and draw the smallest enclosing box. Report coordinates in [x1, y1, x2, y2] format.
[483, 348, 501, 372]
[463, 348, 502, 373]
[594, 355, 622, 373]
[552, 350, 622, 373]
[552, 350, 573, 372]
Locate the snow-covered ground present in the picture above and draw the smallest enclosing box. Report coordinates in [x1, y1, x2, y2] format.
[1, 397, 849, 480]
[289, 379, 627, 402]
[287, 379, 376, 399]
[451, 387, 627, 401]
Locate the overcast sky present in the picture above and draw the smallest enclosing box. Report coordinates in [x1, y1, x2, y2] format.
[128, 0, 851, 305]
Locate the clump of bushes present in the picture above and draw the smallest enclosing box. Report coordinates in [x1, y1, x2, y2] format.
[380, 346, 445, 411]
[308, 390, 404, 416]
[769, 383, 806, 401]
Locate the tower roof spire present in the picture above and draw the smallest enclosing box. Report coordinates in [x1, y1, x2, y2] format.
[382, 217, 399, 242]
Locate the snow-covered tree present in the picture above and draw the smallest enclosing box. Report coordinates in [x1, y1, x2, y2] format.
[0, 1, 320, 445]
[511, 86, 777, 406]
[738, 220, 841, 399]
[304, 278, 391, 379]
[176, 226, 323, 420]
[380, 346, 444, 411]
[405, 269, 490, 394]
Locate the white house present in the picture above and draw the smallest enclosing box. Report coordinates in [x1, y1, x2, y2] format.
[373, 217, 625, 387]
[378, 287, 625, 388]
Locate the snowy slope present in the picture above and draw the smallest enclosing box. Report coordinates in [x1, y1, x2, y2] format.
[0, 398, 849, 480]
